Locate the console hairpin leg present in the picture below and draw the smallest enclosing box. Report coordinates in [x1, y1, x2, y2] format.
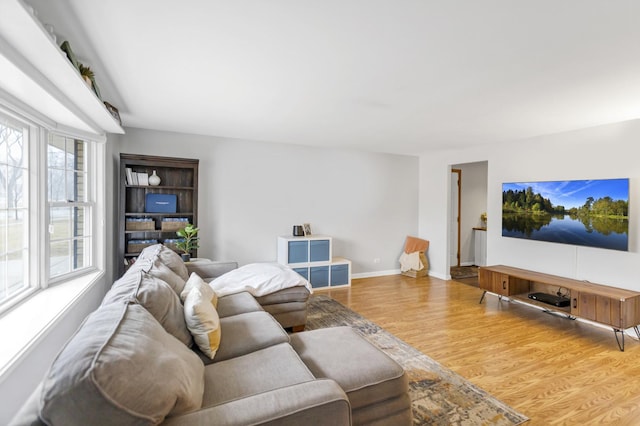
[479, 291, 486, 304]
[613, 328, 625, 352]
[634, 326, 640, 340]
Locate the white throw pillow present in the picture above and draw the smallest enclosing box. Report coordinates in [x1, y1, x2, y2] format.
[209, 262, 312, 297]
[184, 286, 221, 359]
[180, 272, 218, 306]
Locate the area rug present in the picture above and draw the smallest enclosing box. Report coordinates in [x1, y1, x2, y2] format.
[306, 295, 528, 425]
[450, 265, 479, 280]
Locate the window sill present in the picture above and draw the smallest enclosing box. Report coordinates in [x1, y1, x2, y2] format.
[0, 271, 103, 378]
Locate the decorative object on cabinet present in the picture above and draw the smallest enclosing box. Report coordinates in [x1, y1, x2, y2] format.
[303, 223, 312, 236]
[104, 102, 122, 125]
[293, 225, 304, 236]
[479, 265, 640, 351]
[78, 63, 94, 88]
[60, 40, 80, 72]
[277, 235, 351, 289]
[118, 154, 199, 276]
[148, 170, 161, 186]
[145, 193, 176, 212]
[175, 223, 199, 262]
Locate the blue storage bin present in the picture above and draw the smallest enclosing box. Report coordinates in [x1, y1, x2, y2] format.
[310, 239, 330, 262]
[310, 266, 329, 288]
[293, 267, 309, 280]
[331, 264, 349, 286]
[288, 241, 308, 263]
[145, 193, 177, 213]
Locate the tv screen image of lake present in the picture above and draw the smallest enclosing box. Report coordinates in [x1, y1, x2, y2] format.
[502, 178, 629, 251]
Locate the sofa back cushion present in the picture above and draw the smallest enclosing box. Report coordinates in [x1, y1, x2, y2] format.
[102, 270, 192, 347]
[40, 302, 204, 426]
[138, 243, 189, 281]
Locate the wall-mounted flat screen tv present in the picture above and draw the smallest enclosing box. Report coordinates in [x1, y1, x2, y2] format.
[502, 178, 629, 251]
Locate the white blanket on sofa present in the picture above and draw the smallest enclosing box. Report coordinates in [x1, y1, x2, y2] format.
[208, 262, 313, 297]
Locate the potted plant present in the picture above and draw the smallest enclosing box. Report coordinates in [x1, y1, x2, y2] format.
[175, 223, 199, 262]
[78, 63, 94, 88]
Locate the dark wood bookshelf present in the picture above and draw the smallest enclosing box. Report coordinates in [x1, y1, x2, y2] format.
[118, 153, 199, 277]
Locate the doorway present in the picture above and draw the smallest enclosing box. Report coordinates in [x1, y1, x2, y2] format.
[449, 161, 488, 283]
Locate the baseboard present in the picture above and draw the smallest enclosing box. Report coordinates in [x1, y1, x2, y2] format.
[352, 269, 401, 279]
[352, 269, 448, 281]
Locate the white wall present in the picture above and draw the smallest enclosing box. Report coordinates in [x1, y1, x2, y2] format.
[420, 118, 640, 290]
[119, 128, 419, 275]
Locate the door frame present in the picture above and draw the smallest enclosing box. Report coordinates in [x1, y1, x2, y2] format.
[451, 168, 461, 268]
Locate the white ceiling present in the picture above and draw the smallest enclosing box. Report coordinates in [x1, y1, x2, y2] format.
[28, 0, 640, 155]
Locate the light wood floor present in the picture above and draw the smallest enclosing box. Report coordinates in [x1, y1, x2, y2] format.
[318, 274, 640, 425]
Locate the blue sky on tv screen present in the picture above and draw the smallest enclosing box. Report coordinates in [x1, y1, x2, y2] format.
[502, 178, 629, 209]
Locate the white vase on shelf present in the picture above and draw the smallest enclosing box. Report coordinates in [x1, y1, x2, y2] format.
[149, 170, 161, 186]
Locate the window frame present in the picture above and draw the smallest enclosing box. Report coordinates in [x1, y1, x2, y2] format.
[0, 106, 103, 315]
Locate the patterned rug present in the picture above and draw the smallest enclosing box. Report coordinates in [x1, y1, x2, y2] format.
[450, 265, 479, 279]
[306, 295, 528, 425]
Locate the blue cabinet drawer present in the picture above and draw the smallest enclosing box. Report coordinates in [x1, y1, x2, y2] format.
[310, 266, 329, 288]
[293, 267, 309, 280]
[288, 241, 308, 263]
[309, 239, 330, 262]
[330, 264, 349, 286]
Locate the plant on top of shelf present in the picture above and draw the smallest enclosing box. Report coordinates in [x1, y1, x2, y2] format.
[175, 223, 199, 261]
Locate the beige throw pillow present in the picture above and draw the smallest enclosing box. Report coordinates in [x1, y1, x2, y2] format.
[180, 272, 218, 307]
[184, 286, 222, 359]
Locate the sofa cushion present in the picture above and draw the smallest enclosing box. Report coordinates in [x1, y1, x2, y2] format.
[102, 270, 192, 347]
[40, 303, 205, 426]
[214, 311, 290, 362]
[181, 272, 218, 306]
[254, 286, 310, 306]
[139, 243, 189, 281]
[184, 285, 222, 359]
[290, 326, 408, 410]
[202, 343, 315, 407]
[129, 255, 187, 295]
[216, 291, 263, 318]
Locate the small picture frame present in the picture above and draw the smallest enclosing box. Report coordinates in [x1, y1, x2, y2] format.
[104, 102, 122, 125]
[303, 223, 312, 236]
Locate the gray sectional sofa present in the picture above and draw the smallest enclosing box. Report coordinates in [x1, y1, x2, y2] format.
[12, 245, 411, 425]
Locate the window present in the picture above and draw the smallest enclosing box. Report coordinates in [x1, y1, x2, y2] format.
[0, 109, 98, 312]
[48, 135, 92, 278]
[0, 116, 29, 307]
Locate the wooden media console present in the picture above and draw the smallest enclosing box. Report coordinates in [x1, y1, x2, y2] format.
[479, 265, 640, 351]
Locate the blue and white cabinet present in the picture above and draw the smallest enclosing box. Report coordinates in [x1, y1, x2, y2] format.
[277, 235, 351, 289]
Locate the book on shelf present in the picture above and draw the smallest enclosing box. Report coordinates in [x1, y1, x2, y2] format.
[137, 172, 149, 186]
[125, 167, 134, 185]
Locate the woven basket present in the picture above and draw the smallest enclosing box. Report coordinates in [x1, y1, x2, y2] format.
[161, 221, 187, 232]
[127, 243, 154, 254]
[126, 220, 155, 231]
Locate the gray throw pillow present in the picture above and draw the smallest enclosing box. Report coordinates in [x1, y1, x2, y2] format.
[139, 243, 189, 281]
[40, 302, 204, 426]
